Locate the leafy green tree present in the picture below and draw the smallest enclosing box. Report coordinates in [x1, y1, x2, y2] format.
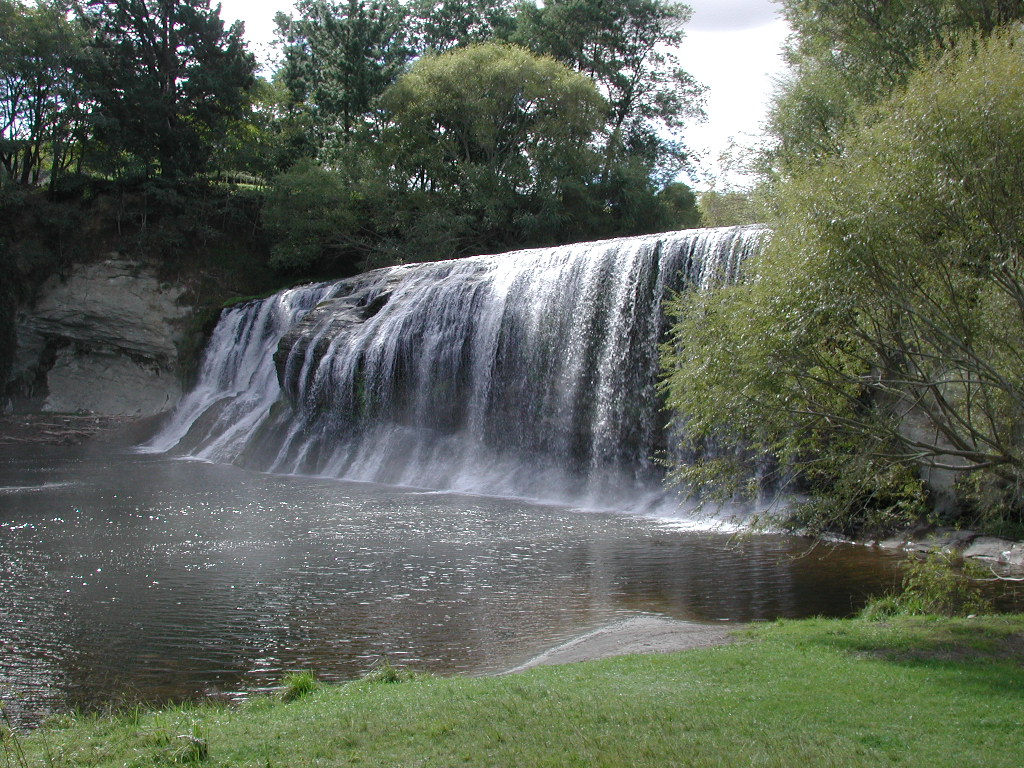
[408, 0, 516, 52]
[655, 183, 700, 230]
[262, 158, 365, 273]
[376, 42, 607, 256]
[697, 189, 759, 228]
[663, 27, 1024, 532]
[275, 0, 411, 154]
[765, 0, 1024, 176]
[0, 0, 89, 187]
[514, 0, 704, 183]
[80, 0, 255, 179]
[208, 75, 314, 182]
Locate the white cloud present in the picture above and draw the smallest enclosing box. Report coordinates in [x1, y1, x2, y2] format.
[686, 0, 781, 32]
[677, 16, 789, 188]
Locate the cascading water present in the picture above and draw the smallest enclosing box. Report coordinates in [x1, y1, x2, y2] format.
[144, 226, 767, 513]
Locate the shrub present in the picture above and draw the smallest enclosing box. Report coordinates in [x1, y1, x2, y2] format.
[861, 551, 993, 618]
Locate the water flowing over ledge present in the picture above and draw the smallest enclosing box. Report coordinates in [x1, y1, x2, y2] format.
[143, 226, 767, 518]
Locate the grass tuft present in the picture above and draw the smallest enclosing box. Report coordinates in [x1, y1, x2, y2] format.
[359, 656, 422, 685]
[278, 671, 318, 703]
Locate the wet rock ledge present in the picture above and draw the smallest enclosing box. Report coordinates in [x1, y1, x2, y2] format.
[0, 413, 143, 446]
[877, 526, 1024, 571]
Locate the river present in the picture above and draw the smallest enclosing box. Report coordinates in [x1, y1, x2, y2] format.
[1, 443, 906, 725]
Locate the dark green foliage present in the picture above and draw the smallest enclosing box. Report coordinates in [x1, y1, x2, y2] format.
[262, 159, 368, 275]
[656, 183, 701, 230]
[0, 241, 16, 398]
[0, 0, 89, 188]
[862, 551, 993, 619]
[663, 27, 1024, 531]
[275, 0, 412, 155]
[409, 0, 517, 51]
[80, 0, 256, 179]
[209, 76, 305, 181]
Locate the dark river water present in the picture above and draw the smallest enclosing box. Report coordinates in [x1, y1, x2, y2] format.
[0, 444, 911, 724]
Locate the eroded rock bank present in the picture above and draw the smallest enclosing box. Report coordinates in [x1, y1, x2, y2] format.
[6, 258, 192, 417]
[877, 526, 1024, 571]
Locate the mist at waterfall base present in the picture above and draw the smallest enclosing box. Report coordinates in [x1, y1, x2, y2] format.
[2, 228, 911, 723]
[144, 227, 766, 522]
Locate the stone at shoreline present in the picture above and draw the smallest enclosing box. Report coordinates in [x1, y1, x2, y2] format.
[878, 526, 978, 553]
[962, 537, 1024, 568]
[877, 525, 1023, 570]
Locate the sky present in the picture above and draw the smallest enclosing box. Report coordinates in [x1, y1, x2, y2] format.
[678, 0, 790, 187]
[217, 0, 791, 189]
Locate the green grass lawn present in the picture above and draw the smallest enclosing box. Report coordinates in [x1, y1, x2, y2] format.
[6, 616, 1023, 768]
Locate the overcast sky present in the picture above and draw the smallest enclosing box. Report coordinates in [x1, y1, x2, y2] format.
[680, 0, 789, 187]
[218, 0, 791, 188]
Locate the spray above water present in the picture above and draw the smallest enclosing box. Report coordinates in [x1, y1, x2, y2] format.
[144, 227, 767, 516]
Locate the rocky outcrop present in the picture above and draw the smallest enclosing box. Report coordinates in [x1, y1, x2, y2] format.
[9, 258, 192, 417]
[878, 525, 1024, 570]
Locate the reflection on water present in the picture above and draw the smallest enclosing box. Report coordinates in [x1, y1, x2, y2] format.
[1, 445, 907, 724]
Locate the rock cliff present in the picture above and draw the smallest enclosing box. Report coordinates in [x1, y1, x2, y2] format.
[8, 258, 192, 416]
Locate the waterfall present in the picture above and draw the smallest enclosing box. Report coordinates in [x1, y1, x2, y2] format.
[144, 226, 767, 512]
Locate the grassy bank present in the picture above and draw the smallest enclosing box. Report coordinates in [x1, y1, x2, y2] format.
[6, 616, 1023, 767]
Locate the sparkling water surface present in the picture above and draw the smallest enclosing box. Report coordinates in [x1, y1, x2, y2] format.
[1, 444, 905, 725]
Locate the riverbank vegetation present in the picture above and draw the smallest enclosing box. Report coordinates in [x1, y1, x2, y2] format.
[1, 0, 706, 395]
[5, 613, 1023, 767]
[661, 1, 1024, 537]
[0, 0, 704, 272]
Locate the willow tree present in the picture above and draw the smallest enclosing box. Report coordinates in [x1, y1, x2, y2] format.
[765, 0, 1024, 177]
[372, 42, 608, 256]
[662, 27, 1024, 533]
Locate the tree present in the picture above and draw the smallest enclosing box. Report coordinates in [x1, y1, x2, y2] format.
[765, 0, 1024, 176]
[275, 0, 411, 154]
[697, 189, 758, 228]
[377, 42, 607, 255]
[514, 0, 704, 183]
[662, 26, 1024, 532]
[208, 75, 320, 182]
[655, 182, 700, 230]
[0, 0, 89, 187]
[407, 0, 516, 52]
[80, 0, 256, 179]
[262, 158, 365, 273]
